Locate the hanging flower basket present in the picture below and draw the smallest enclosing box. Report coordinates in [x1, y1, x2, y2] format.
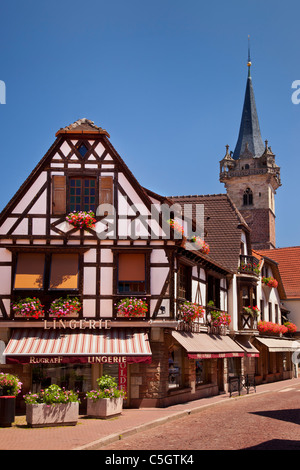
[261, 277, 278, 288]
[49, 296, 81, 318]
[243, 305, 260, 317]
[66, 211, 96, 230]
[257, 321, 288, 335]
[12, 297, 44, 319]
[178, 301, 204, 323]
[189, 236, 210, 255]
[116, 297, 148, 317]
[283, 321, 297, 334]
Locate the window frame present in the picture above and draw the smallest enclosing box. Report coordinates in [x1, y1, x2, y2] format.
[68, 176, 97, 213]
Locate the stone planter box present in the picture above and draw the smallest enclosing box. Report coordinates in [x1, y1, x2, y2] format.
[87, 397, 123, 419]
[26, 402, 79, 428]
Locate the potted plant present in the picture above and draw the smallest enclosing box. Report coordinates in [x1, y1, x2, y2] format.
[66, 210, 96, 230]
[86, 375, 125, 419]
[261, 276, 278, 288]
[24, 384, 80, 428]
[0, 372, 22, 427]
[12, 297, 44, 319]
[178, 301, 204, 323]
[49, 296, 81, 318]
[116, 297, 148, 317]
[167, 219, 186, 246]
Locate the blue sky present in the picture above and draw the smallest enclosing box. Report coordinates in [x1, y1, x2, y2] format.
[0, 0, 300, 248]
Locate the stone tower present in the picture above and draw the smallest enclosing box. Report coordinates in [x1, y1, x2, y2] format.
[219, 57, 281, 250]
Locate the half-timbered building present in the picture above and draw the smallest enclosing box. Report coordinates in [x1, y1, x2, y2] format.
[0, 118, 244, 410]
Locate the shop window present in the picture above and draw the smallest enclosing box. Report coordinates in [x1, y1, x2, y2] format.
[178, 264, 191, 300]
[14, 253, 45, 290]
[195, 360, 211, 385]
[49, 254, 79, 290]
[118, 253, 146, 293]
[69, 177, 96, 212]
[32, 364, 92, 394]
[168, 349, 183, 389]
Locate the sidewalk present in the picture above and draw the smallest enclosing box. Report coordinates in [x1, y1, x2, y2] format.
[1, 377, 300, 450]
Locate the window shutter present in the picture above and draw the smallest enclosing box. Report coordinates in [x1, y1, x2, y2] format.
[52, 175, 66, 214]
[118, 254, 145, 281]
[99, 176, 113, 206]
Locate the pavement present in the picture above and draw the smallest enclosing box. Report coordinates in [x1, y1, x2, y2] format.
[1, 376, 300, 451]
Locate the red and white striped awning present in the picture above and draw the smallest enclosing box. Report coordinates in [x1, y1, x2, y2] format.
[4, 328, 152, 364]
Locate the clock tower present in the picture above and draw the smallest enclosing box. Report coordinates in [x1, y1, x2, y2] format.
[219, 56, 281, 250]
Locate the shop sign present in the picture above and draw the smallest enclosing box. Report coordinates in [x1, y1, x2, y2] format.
[43, 319, 111, 330]
[7, 355, 127, 365]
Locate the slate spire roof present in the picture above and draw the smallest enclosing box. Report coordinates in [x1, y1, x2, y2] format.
[232, 60, 265, 159]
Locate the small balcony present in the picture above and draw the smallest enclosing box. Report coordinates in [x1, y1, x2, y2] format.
[238, 255, 260, 277]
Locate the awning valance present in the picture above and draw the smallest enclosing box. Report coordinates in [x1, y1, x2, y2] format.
[3, 328, 152, 364]
[234, 336, 260, 357]
[255, 337, 300, 353]
[171, 331, 245, 359]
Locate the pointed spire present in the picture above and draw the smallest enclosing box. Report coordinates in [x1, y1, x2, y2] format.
[232, 39, 265, 159]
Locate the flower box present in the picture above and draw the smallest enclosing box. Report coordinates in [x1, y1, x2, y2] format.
[258, 321, 288, 335]
[284, 321, 297, 334]
[261, 277, 278, 288]
[26, 402, 79, 428]
[178, 301, 204, 323]
[12, 297, 44, 319]
[189, 236, 210, 255]
[23, 384, 80, 427]
[116, 297, 148, 317]
[49, 296, 81, 318]
[86, 375, 125, 419]
[66, 211, 96, 230]
[86, 397, 123, 419]
[243, 305, 260, 317]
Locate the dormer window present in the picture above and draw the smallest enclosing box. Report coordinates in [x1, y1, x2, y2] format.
[243, 188, 253, 206]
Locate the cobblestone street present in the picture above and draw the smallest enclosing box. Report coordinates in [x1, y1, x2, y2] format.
[101, 384, 300, 451]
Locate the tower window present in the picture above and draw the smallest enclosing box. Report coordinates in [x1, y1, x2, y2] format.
[243, 188, 253, 206]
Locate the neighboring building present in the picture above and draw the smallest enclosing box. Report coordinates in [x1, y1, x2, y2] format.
[256, 247, 300, 333]
[219, 60, 281, 250]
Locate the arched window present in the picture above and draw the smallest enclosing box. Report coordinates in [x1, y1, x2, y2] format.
[243, 188, 253, 206]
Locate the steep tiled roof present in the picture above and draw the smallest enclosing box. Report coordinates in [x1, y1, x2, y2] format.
[168, 194, 250, 273]
[256, 247, 300, 299]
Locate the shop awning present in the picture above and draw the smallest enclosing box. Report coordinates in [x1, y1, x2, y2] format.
[3, 328, 152, 364]
[255, 337, 300, 353]
[234, 336, 260, 357]
[171, 331, 245, 359]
